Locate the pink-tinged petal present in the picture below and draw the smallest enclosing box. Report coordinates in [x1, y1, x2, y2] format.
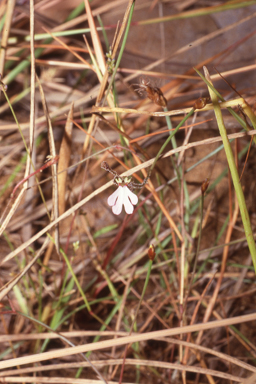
[107, 186, 122, 207]
[124, 186, 138, 205]
[108, 186, 125, 215]
[107, 186, 138, 215]
[112, 200, 123, 215]
[123, 197, 134, 214]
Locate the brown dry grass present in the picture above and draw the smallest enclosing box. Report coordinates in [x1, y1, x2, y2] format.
[1, 1, 256, 383]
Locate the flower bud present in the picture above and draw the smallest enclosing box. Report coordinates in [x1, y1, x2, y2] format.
[201, 178, 210, 195]
[148, 244, 156, 261]
[193, 97, 210, 110]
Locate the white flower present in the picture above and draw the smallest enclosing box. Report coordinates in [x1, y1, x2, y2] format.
[107, 186, 138, 215]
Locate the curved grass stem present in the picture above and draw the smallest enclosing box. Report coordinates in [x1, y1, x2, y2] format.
[203, 66, 256, 274]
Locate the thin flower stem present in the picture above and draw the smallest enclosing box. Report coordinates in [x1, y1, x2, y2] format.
[147, 108, 195, 179]
[184, 191, 205, 312]
[132, 259, 153, 329]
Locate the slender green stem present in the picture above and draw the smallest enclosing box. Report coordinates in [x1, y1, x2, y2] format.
[147, 108, 195, 179]
[184, 191, 205, 311]
[163, 107, 178, 154]
[194, 67, 256, 145]
[131, 259, 153, 330]
[163, 107, 180, 181]
[203, 67, 256, 273]
[53, 242, 91, 312]
[104, 1, 135, 100]
[163, 107, 190, 232]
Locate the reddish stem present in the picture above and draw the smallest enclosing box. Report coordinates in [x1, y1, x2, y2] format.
[11, 155, 59, 197]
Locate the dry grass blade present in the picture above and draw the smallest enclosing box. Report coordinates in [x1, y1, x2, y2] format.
[37, 76, 59, 255]
[0, 0, 15, 74]
[82, 37, 103, 155]
[0, 368, 246, 383]
[0, 89, 100, 131]
[54, 0, 128, 33]
[57, 102, 74, 216]
[0, 178, 113, 267]
[84, 0, 105, 75]
[42, 26, 94, 71]
[0, 181, 28, 236]
[82, 1, 135, 154]
[93, 98, 245, 116]
[196, 201, 240, 346]
[82, 36, 126, 154]
[0, 0, 36, 236]
[2, 3, 256, 381]
[0, 313, 255, 370]
[42, 103, 74, 270]
[1, 128, 256, 268]
[97, 0, 135, 102]
[1, 336, 256, 375]
[0, 238, 50, 302]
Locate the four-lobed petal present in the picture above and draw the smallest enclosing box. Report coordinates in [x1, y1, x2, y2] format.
[107, 186, 138, 215]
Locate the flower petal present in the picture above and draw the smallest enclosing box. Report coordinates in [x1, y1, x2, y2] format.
[107, 186, 138, 215]
[123, 197, 134, 214]
[108, 186, 125, 215]
[125, 186, 138, 205]
[122, 186, 138, 214]
[107, 186, 122, 207]
[112, 200, 123, 215]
